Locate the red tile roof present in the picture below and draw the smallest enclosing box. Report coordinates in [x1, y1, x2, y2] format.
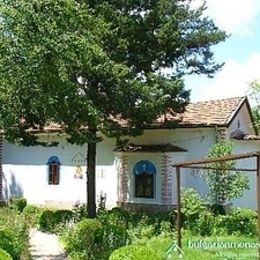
[29, 96, 247, 133]
[151, 96, 246, 127]
[179, 96, 246, 126]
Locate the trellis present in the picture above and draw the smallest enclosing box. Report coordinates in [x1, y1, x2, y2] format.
[172, 150, 260, 249]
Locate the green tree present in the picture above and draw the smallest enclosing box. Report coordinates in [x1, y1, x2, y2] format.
[201, 140, 250, 207]
[0, 0, 227, 217]
[248, 80, 260, 131]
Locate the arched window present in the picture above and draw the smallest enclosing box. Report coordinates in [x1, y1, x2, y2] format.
[133, 160, 156, 198]
[47, 156, 61, 185]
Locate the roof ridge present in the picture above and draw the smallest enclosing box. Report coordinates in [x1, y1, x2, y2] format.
[190, 96, 246, 105]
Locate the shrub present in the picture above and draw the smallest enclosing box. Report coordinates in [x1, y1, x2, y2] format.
[0, 208, 29, 260]
[38, 209, 54, 232]
[53, 210, 74, 225]
[38, 209, 74, 233]
[69, 251, 87, 260]
[96, 223, 129, 258]
[9, 197, 27, 213]
[73, 203, 88, 222]
[195, 210, 217, 236]
[109, 244, 163, 260]
[23, 205, 43, 226]
[225, 208, 257, 236]
[0, 230, 16, 259]
[98, 207, 129, 228]
[180, 188, 207, 230]
[0, 248, 13, 260]
[61, 218, 128, 259]
[61, 218, 102, 259]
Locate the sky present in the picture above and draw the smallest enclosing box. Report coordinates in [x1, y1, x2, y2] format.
[186, 0, 260, 102]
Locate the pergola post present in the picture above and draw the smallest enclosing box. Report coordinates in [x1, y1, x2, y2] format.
[257, 155, 260, 259]
[176, 166, 181, 249]
[173, 151, 260, 256]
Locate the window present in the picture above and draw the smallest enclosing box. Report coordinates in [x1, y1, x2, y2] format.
[47, 156, 61, 185]
[133, 160, 156, 198]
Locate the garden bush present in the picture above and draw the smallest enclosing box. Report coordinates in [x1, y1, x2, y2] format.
[193, 210, 227, 236]
[225, 208, 257, 236]
[61, 218, 102, 259]
[0, 248, 13, 260]
[38, 209, 74, 233]
[23, 205, 43, 226]
[180, 188, 207, 230]
[109, 244, 163, 260]
[73, 203, 88, 222]
[98, 208, 175, 242]
[9, 197, 27, 213]
[0, 208, 29, 259]
[98, 207, 129, 228]
[61, 218, 128, 259]
[0, 230, 16, 259]
[96, 223, 129, 258]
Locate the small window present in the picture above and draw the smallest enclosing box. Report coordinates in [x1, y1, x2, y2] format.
[133, 160, 156, 198]
[47, 156, 61, 185]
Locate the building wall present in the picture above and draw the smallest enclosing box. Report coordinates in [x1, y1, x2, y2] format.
[2, 128, 216, 208]
[117, 128, 217, 206]
[3, 121, 259, 210]
[2, 134, 118, 208]
[232, 140, 260, 210]
[128, 128, 216, 197]
[228, 102, 256, 137]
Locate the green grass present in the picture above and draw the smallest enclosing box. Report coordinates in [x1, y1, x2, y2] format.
[146, 235, 260, 259]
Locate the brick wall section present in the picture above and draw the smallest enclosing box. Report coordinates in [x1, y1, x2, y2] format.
[0, 135, 3, 201]
[161, 154, 173, 205]
[119, 155, 128, 202]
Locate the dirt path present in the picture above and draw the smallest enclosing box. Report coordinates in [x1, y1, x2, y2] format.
[29, 228, 68, 260]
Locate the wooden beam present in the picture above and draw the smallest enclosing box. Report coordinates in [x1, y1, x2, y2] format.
[179, 165, 256, 172]
[176, 166, 181, 249]
[173, 151, 260, 167]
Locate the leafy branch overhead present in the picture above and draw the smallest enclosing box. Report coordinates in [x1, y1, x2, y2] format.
[0, 0, 228, 217]
[0, 0, 227, 145]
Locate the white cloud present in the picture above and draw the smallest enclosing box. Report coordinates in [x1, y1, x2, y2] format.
[191, 0, 260, 37]
[187, 52, 260, 102]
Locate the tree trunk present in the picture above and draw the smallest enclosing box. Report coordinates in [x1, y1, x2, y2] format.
[87, 141, 97, 218]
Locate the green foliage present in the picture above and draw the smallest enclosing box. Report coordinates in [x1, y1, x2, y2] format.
[201, 140, 250, 205]
[0, 248, 13, 260]
[0, 208, 29, 260]
[180, 188, 207, 230]
[96, 223, 129, 259]
[73, 203, 88, 222]
[248, 80, 260, 130]
[38, 209, 74, 233]
[0, 230, 16, 259]
[61, 218, 102, 259]
[9, 197, 27, 213]
[109, 244, 163, 260]
[225, 208, 257, 236]
[98, 208, 175, 242]
[22, 204, 43, 227]
[0, 0, 227, 217]
[97, 208, 129, 229]
[61, 217, 128, 259]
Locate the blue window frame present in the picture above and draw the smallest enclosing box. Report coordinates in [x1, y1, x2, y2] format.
[133, 160, 156, 198]
[47, 156, 61, 185]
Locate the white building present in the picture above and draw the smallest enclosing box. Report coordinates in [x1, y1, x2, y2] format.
[1, 96, 259, 210]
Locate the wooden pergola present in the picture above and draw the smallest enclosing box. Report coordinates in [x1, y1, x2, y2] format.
[172, 150, 260, 249]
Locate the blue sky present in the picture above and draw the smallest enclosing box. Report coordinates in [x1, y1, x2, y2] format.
[186, 0, 260, 101]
